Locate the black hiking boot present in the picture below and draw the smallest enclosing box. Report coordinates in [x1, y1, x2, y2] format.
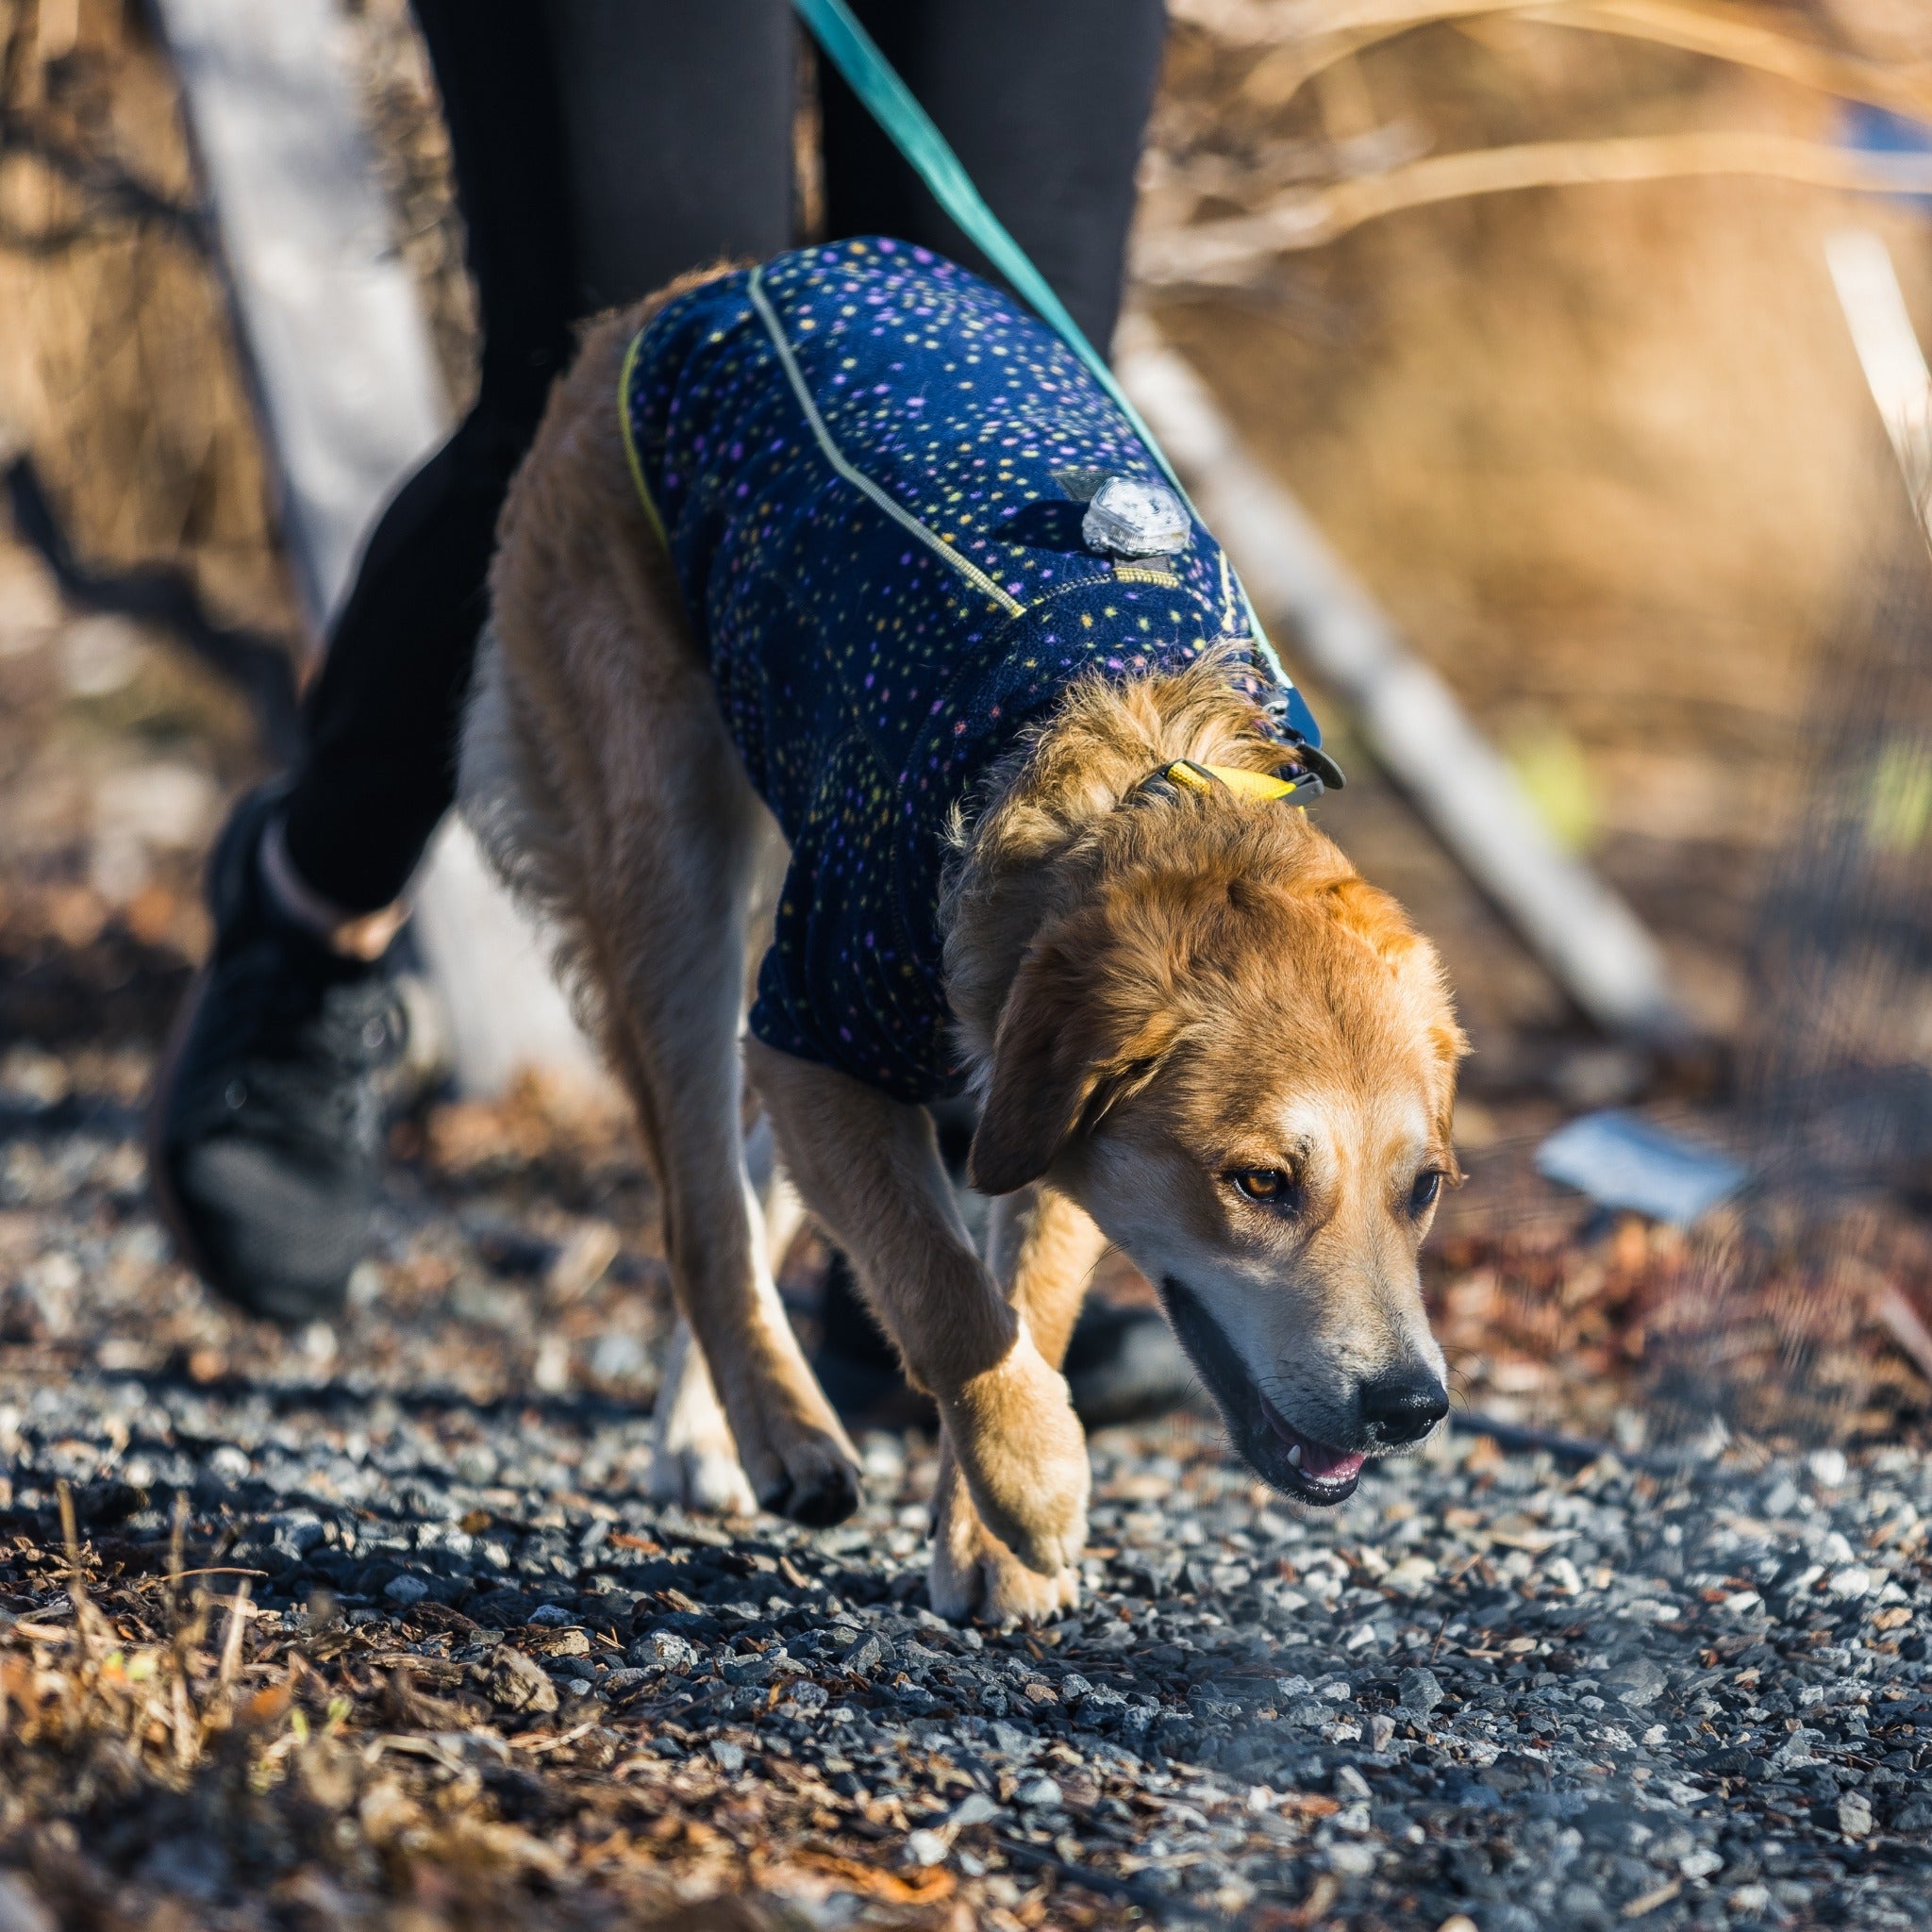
[147, 784, 407, 1324]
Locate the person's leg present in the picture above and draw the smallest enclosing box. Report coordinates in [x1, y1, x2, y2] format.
[279, 1, 572, 912]
[155, 1, 794, 1322]
[818, 0, 1168, 352]
[284, 0, 795, 913]
[545, 0, 794, 318]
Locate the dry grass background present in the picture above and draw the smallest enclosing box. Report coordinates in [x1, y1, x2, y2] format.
[0, 0, 287, 631]
[1147, 5, 1932, 1052]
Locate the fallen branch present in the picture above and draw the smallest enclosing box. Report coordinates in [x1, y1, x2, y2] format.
[1175, 0, 1932, 127]
[1532, 0, 1932, 125]
[1139, 131, 1932, 281]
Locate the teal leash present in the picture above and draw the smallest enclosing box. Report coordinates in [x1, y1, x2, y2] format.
[789, 0, 1295, 698]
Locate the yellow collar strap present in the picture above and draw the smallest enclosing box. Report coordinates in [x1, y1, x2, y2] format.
[1142, 758, 1325, 808]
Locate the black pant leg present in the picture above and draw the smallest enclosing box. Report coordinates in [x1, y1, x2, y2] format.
[818, 0, 1168, 352]
[282, 0, 793, 912]
[544, 0, 795, 314]
[281, 1, 573, 910]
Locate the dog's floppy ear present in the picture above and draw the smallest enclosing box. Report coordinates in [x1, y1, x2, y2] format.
[969, 917, 1179, 1197]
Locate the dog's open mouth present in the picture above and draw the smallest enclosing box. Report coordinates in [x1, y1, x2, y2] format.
[1260, 1394, 1366, 1505]
[1159, 1274, 1368, 1507]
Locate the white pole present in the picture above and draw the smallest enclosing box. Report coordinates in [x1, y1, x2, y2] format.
[1827, 229, 1932, 558]
[1117, 319, 1684, 1042]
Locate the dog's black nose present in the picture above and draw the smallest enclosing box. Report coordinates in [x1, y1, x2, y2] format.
[1360, 1370, 1449, 1445]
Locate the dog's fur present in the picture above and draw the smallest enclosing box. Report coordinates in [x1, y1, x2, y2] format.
[464, 266, 1466, 1623]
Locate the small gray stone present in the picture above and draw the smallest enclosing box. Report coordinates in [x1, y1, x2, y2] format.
[1015, 1775, 1062, 1809]
[631, 1630, 699, 1672]
[383, 1574, 429, 1607]
[527, 1603, 574, 1626]
[950, 1792, 1001, 1828]
[1607, 1658, 1667, 1709]
[709, 1740, 745, 1774]
[840, 1631, 889, 1675]
[1838, 1792, 1874, 1840]
[1397, 1667, 1445, 1714]
[1077, 1683, 1127, 1726]
[269, 1511, 327, 1557]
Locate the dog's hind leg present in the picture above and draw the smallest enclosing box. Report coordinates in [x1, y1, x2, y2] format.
[649, 1316, 758, 1516]
[483, 295, 859, 1530]
[592, 753, 859, 1528]
[648, 1141, 802, 1520]
[564, 654, 860, 1528]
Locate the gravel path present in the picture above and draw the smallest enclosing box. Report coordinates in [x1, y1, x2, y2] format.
[3, 1072, 1931, 1929]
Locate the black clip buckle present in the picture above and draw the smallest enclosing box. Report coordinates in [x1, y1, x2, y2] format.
[1257, 691, 1346, 791]
[1291, 742, 1347, 791]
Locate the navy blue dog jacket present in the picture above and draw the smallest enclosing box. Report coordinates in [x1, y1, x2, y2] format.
[621, 238, 1321, 1103]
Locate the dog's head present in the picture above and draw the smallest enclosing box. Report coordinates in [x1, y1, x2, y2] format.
[968, 805, 1465, 1506]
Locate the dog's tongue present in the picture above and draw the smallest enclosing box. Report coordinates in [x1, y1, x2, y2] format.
[1264, 1402, 1367, 1484]
[1298, 1440, 1366, 1484]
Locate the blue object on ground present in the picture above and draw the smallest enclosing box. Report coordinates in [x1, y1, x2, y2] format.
[1535, 1110, 1746, 1227]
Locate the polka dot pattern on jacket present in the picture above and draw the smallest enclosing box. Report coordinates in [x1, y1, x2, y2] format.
[622, 237, 1321, 1103]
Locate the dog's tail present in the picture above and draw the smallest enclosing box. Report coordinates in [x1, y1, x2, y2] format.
[457, 623, 608, 1043]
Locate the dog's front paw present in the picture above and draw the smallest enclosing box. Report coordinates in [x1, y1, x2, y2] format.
[939, 1330, 1089, 1578]
[929, 1441, 1079, 1626]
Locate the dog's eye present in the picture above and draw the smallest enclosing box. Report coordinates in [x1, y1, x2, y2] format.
[1228, 1168, 1298, 1209]
[1408, 1169, 1444, 1215]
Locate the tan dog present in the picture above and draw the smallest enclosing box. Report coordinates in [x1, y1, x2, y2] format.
[463, 266, 1465, 1624]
